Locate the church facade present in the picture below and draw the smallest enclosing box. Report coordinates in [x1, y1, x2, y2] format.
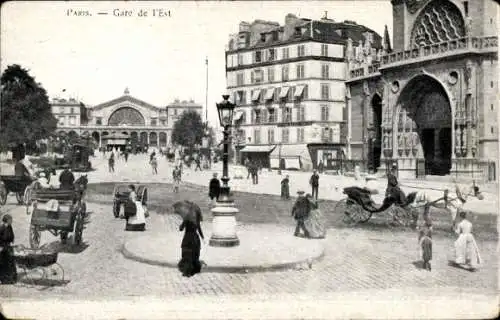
[346, 0, 498, 180]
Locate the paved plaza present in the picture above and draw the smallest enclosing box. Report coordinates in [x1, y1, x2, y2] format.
[0, 153, 498, 319]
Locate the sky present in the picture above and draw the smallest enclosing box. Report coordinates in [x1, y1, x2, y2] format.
[1, 0, 393, 129]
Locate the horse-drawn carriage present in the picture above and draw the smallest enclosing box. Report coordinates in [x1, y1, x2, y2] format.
[112, 184, 148, 218]
[25, 179, 87, 248]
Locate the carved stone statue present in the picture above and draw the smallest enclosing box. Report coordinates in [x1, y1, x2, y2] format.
[356, 40, 364, 62]
[346, 38, 354, 61]
[466, 17, 473, 37]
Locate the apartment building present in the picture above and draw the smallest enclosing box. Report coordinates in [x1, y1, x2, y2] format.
[226, 13, 382, 170]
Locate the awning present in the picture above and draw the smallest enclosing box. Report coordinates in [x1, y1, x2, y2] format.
[279, 87, 290, 98]
[285, 158, 301, 169]
[294, 85, 305, 97]
[264, 88, 274, 100]
[234, 110, 245, 121]
[240, 145, 276, 153]
[251, 89, 262, 101]
[270, 158, 280, 169]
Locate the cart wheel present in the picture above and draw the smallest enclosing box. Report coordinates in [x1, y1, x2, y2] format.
[113, 201, 120, 218]
[347, 201, 372, 224]
[46, 263, 65, 284]
[391, 206, 412, 227]
[334, 198, 352, 224]
[60, 232, 68, 244]
[74, 212, 84, 245]
[24, 185, 33, 206]
[16, 192, 25, 205]
[0, 186, 7, 205]
[29, 224, 41, 249]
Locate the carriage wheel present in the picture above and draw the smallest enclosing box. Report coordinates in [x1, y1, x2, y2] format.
[391, 206, 414, 227]
[0, 186, 6, 205]
[29, 224, 41, 249]
[16, 192, 25, 205]
[74, 211, 84, 245]
[45, 263, 65, 284]
[113, 201, 120, 218]
[347, 201, 372, 224]
[24, 185, 34, 207]
[334, 198, 352, 224]
[60, 232, 68, 244]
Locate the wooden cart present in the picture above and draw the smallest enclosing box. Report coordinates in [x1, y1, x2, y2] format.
[27, 188, 87, 248]
[0, 175, 36, 205]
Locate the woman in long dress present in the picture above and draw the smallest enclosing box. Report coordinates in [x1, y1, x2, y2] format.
[280, 175, 290, 200]
[454, 211, 481, 270]
[304, 194, 326, 239]
[0, 214, 17, 284]
[125, 185, 146, 231]
[177, 202, 205, 277]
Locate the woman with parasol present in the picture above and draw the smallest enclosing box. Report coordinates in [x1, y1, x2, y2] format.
[173, 201, 205, 277]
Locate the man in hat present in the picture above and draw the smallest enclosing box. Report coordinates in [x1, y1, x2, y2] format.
[59, 165, 75, 190]
[291, 190, 311, 238]
[208, 172, 221, 205]
[309, 170, 320, 200]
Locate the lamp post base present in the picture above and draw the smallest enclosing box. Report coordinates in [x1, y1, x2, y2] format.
[209, 201, 240, 247]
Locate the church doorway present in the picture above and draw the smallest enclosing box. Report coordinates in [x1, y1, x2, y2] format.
[396, 75, 452, 175]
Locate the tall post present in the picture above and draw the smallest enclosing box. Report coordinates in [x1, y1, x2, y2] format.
[218, 126, 231, 203]
[205, 57, 209, 124]
[278, 142, 282, 175]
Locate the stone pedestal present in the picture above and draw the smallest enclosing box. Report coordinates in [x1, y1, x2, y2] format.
[209, 202, 240, 247]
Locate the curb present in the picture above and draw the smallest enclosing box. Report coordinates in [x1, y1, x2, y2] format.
[121, 241, 325, 274]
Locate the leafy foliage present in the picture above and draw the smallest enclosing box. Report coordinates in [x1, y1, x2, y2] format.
[171, 111, 204, 148]
[0, 64, 57, 148]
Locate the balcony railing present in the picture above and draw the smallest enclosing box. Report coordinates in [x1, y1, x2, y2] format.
[348, 36, 498, 81]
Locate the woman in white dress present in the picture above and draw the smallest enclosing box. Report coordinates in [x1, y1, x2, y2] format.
[453, 211, 481, 270]
[125, 184, 146, 231]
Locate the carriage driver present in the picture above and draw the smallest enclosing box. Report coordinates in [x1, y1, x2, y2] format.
[59, 165, 75, 190]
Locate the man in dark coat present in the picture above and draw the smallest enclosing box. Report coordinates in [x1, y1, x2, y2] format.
[309, 170, 320, 200]
[208, 173, 221, 203]
[59, 166, 75, 190]
[291, 191, 311, 238]
[385, 165, 406, 205]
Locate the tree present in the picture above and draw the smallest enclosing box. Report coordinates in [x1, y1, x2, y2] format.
[171, 111, 204, 150]
[0, 64, 57, 153]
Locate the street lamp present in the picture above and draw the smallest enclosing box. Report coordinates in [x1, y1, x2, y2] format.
[277, 141, 283, 175]
[209, 94, 240, 247]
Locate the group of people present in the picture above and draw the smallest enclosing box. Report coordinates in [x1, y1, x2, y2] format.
[280, 170, 320, 201]
[123, 184, 148, 232]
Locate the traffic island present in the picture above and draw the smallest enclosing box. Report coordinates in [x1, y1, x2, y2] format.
[121, 224, 325, 273]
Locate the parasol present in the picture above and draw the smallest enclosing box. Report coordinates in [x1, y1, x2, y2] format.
[173, 200, 203, 224]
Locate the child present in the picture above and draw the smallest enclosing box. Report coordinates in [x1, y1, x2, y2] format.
[418, 218, 433, 271]
[173, 166, 181, 193]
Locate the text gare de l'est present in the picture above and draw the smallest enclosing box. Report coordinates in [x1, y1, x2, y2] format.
[113, 8, 172, 17]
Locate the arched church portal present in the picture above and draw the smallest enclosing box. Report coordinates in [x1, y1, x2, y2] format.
[396, 75, 452, 175]
[108, 107, 146, 126]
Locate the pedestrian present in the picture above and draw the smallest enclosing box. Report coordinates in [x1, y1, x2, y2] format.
[59, 165, 75, 190]
[108, 152, 115, 173]
[418, 222, 433, 271]
[150, 155, 158, 175]
[123, 149, 129, 162]
[453, 211, 482, 270]
[208, 173, 221, 205]
[124, 184, 146, 231]
[195, 155, 202, 172]
[281, 175, 290, 200]
[309, 169, 320, 200]
[291, 190, 311, 238]
[175, 201, 205, 277]
[251, 161, 259, 185]
[0, 214, 17, 284]
[245, 158, 251, 179]
[318, 160, 324, 174]
[150, 151, 156, 163]
[173, 166, 181, 193]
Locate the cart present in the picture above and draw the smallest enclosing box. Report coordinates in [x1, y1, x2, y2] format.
[112, 184, 148, 218]
[0, 175, 36, 205]
[27, 188, 86, 248]
[334, 186, 417, 227]
[13, 244, 65, 285]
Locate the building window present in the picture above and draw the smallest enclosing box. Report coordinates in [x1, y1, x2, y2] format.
[268, 129, 275, 144]
[268, 48, 276, 61]
[237, 72, 244, 86]
[288, 86, 295, 102]
[254, 129, 261, 144]
[58, 116, 65, 125]
[491, 104, 494, 111]
[282, 65, 289, 81]
[282, 47, 289, 59]
[161, 120, 166, 126]
[303, 85, 308, 99]
[151, 118, 157, 126]
[297, 45, 305, 57]
[261, 109, 268, 123]
[69, 116, 76, 125]
[254, 110, 261, 124]
[297, 128, 305, 142]
[282, 128, 290, 143]
[237, 54, 243, 65]
[252, 69, 264, 83]
[268, 67, 275, 82]
[96, 117, 102, 125]
[70, 107, 74, 114]
[463, 1, 468, 17]
[491, 81, 494, 88]
[321, 64, 329, 79]
[283, 107, 292, 122]
[254, 50, 262, 63]
[321, 44, 328, 56]
[321, 84, 330, 100]
[321, 105, 329, 121]
[297, 105, 305, 121]
[274, 88, 281, 103]
[491, 127, 495, 134]
[234, 90, 246, 104]
[268, 108, 276, 122]
[296, 64, 305, 79]
[60, 107, 65, 113]
[174, 109, 178, 115]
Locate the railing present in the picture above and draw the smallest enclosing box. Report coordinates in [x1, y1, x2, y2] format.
[348, 36, 498, 80]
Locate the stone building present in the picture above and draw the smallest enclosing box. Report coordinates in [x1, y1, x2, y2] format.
[225, 13, 383, 170]
[346, 0, 498, 180]
[52, 88, 202, 149]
